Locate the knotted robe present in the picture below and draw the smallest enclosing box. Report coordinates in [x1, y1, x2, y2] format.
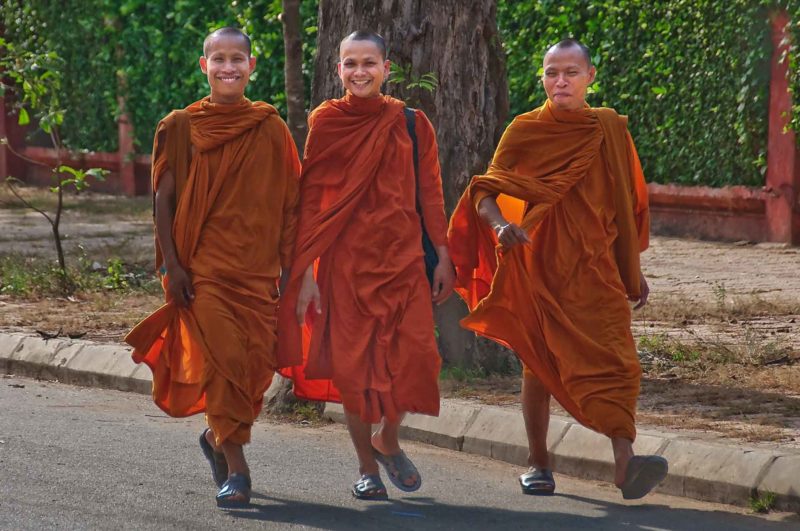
[449, 100, 649, 440]
[126, 97, 300, 446]
[277, 93, 447, 423]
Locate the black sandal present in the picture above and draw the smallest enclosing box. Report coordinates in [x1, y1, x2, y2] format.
[199, 428, 228, 488]
[216, 473, 252, 508]
[352, 474, 389, 501]
[519, 467, 556, 495]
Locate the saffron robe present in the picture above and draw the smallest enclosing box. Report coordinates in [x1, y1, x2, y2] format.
[125, 97, 300, 446]
[277, 93, 447, 423]
[449, 100, 649, 441]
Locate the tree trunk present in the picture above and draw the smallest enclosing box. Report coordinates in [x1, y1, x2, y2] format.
[282, 0, 308, 154]
[312, 0, 509, 367]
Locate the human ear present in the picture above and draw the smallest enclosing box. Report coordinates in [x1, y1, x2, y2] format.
[383, 60, 391, 79]
[248, 56, 257, 73]
[199, 56, 208, 74]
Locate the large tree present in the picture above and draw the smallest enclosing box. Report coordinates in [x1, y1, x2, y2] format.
[281, 0, 308, 154]
[311, 0, 509, 366]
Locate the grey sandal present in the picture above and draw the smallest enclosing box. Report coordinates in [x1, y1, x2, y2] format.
[352, 474, 389, 500]
[621, 455, 668, 500]
[373, 448, 422, 492]
[199, 428, 228, 488]
[519, 467, 556, 495]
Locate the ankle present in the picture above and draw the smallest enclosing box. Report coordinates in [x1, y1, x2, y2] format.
[371, 431, 401, 454]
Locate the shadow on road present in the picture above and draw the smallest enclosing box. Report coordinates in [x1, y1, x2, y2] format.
[218, 491, 797, 530]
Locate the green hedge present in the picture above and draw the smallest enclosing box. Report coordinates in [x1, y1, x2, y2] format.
[497, 0, 800, 187]
[3, 1, 798, 187]
[115, 0, 317, 150]
[2, 2, 119, 151]
[2, 0, 317, 151]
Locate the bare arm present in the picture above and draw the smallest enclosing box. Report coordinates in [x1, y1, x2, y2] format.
[296, 264, 321, 324]
[155, 170, 194, 307]
[477, 195, 531, 248]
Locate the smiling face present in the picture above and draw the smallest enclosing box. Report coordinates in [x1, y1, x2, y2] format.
[541, 45, 596, 112]
[199, 35, 256, 104]
[337, 38, 389, 99]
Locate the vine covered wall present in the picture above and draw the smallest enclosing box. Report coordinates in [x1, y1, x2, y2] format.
[498, 1, 799, 187]
[2, 1, 798, 187]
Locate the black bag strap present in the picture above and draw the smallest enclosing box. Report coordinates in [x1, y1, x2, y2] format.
[403, 107, 423, 216]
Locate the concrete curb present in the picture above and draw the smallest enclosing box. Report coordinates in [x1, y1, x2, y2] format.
[2, 332, 798, 513]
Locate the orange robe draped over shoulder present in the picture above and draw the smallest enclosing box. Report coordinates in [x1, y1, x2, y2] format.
[277, 93, 447, 424]
[449, 100, 649, 441]
[125, 97, 300, 446]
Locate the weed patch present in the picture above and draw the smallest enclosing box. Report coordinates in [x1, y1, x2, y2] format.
[0, 254, 159, 297]
[749, 491, 776, 514]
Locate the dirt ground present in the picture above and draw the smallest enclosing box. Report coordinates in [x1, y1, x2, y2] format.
[0, 188, 798, 448]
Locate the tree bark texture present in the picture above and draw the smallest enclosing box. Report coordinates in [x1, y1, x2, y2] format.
[312, 0, 509, 367]
[282, 0, 308, 154]
[312, 0, 508, 212]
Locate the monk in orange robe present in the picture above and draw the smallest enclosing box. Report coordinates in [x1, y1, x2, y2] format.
[125, 27, 300, 507]
[277, 31, 454, 500]
[449, 39, 667, 500]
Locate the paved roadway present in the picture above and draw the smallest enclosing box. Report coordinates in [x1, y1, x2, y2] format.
[1, 376, 797, 530]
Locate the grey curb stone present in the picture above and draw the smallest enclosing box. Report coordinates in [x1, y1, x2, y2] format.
[2, 332, 798, 512]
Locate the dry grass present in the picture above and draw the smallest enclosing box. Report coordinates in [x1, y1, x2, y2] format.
[0, 291, 161, 342]
[0, 185, 151, 220]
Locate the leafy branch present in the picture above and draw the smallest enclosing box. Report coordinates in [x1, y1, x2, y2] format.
[388, 62, 439, 107]
[0, 37, 108, 291]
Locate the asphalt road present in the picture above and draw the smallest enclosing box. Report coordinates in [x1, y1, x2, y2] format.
[1, 375, 797, 530]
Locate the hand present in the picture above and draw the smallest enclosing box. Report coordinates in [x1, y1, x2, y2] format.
[495, 222, 531, 249]
[165, 264, 194, 308]
[296, 273, 321, 325]
[431, 257, 455, 305]
[630, 271, 650, 310]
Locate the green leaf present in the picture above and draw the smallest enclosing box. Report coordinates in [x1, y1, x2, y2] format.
[58, 165, 81, 177]
[17, 108, 30, 126]
[85, 168, 108, 181]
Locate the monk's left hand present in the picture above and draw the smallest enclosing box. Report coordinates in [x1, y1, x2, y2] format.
[630, 271, 650, 310]
[431, 257, 455, 305]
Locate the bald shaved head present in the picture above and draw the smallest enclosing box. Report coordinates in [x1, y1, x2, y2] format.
[340, 30, 386, 60]
[545, 38, 592, 69]
[203, 27, 251, 57]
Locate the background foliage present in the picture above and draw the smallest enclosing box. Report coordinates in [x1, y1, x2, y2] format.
[2, 1, 798, 186]
[498, 0, 800, 187]
[2, 0, 318, 151]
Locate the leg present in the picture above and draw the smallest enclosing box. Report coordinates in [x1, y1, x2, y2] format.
[611, 437, 634, 488]
[519, 369, 557, 495]
[345, 408, 381, 477]
[345, 408, 388, 500]
[522, 369, 551, 469]
[201, 428, 228, 487]
[220, 440, 250, 479]
[214, 439, 252, 507]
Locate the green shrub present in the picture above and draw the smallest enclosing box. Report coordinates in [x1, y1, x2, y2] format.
[497, 0, 800, 187]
